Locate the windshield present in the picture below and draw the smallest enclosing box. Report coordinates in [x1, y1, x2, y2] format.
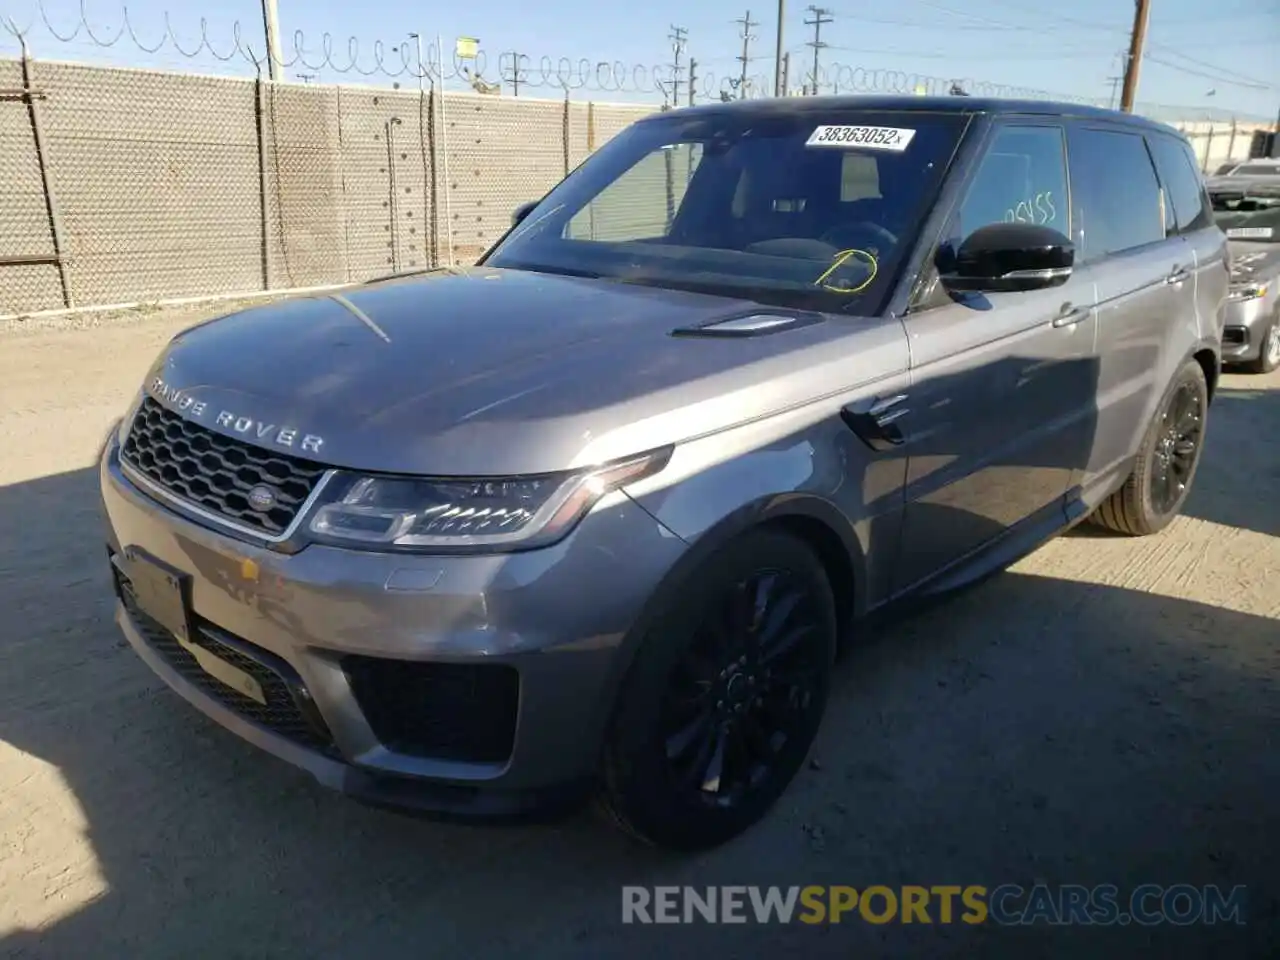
[1212, 191, 1280, 243]
[1230, 164, 1280, 177]
[483, 109, 970, 312]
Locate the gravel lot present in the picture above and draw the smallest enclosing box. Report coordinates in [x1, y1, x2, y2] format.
[1, 304, 1277, 959]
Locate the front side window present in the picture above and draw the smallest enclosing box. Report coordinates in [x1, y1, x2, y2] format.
[1148, 134, 1212, 235]
[565, 143, 705, 242]
[950, 124, 1070, 244]
[485, 109, 970, 313]
[1067, 126, 1166, 260]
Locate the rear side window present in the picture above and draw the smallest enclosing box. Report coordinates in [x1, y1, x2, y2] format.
[1067, 126, 1166, 260]
[951, 124, 1070, 243]
[1148, 134, 1213, 235]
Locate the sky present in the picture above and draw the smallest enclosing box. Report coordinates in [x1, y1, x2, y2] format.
[0, 0, 1277, 119]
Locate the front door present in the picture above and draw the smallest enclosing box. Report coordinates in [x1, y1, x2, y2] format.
[892, 121, 1099, 594]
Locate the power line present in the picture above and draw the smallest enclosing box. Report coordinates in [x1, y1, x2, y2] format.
[1145, 54, 1274, 91]
[803, 5, 833, 96]
[980, 0, 1276, 91]
[823, 43, 1111, 62]
[1144, 47, 1276, 90]
[735, 9, 760, 99]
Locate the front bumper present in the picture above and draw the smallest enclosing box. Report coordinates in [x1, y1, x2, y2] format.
[99, 435, 688, 819]
[1221, 294, 1275, 362]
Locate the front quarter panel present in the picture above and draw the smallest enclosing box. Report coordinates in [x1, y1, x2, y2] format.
[623, 315, 913, 617]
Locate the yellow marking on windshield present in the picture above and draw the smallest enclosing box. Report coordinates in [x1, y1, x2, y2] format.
[815, 248, 878, 294]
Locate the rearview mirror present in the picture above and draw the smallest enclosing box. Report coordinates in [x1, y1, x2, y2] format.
[939, 222, 1074, 293]
[512, 201, 538, 227]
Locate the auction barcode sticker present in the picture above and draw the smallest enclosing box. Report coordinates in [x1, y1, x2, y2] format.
[806, 125, 916, 151]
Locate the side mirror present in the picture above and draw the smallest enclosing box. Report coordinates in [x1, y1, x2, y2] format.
[512, 201, 538, 227]
[939, 222, 1074, 293]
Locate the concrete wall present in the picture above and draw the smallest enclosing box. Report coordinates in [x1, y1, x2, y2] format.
[1177, 119, 1276, 174]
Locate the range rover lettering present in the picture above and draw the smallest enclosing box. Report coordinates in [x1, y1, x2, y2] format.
[100, 97, 1225, 851]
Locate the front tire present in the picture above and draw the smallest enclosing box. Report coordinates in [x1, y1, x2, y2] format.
[1243, 312, 1280, 375]
[1089, 359, 1209, 536]
[598, 528, 837, 851]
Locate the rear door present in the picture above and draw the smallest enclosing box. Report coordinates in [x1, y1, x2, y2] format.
[1065, 122, 1192, 497]
[1146, 131, 1229, 345]
[891, 119, 1098, 593]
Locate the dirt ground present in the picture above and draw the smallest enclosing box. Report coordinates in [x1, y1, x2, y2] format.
[0, 304, 1277, 959]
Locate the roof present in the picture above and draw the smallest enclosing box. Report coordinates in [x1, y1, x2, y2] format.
[649, 95, 1180, 136]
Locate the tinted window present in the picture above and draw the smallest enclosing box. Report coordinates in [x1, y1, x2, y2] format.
[1068, 127, 1165, 260]
[566, 143, 704, 242]
[1148, 134, 1212, 234]
[487, 110, 968, 313]
[952, 124, 1069, 242]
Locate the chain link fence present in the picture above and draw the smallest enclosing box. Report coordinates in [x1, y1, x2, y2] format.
[0, 55, 654, 317]
[2, 54, 1275, 318]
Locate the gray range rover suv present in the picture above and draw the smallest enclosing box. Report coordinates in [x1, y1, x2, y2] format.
[100, 96, 1225, 850]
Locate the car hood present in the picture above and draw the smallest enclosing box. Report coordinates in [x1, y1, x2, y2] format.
[1206, 174, 1280, 193]
[1228, 241, 1280, 283]
[142, 267, 886, 476]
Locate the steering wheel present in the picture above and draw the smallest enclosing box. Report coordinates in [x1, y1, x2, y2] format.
[818, 221, 898, 255]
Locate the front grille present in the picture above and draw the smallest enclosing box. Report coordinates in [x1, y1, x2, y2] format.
[121, 396, 327, 536]
[1223, 326, 1248, 346]
[117, 574, 336, 754]
[343, 655, 520, 763]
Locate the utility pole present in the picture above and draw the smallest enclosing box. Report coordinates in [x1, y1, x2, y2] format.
[804, 6, 832, 96]
[409, 32, 425, 93]
[781, 50, 790, 96]
[261, 0, 283, 81]
[736, 10, 759, 99]
[1119, 0, 1151, 113]
[688, 58, 698, 106]
[506, 51, 524, 96]
[773, 0, 785, 97]
[669, 25, 688, 108]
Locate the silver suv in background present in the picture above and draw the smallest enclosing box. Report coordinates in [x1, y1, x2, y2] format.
[99, 97, 1225, 851]
[1209, 168, 1280, 372]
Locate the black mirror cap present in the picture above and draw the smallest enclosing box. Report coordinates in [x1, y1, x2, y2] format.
[940, 222, 1075, 294]
[512, 201, 538, 227]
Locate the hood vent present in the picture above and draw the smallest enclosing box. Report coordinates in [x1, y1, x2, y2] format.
[672, 311, 823, 339]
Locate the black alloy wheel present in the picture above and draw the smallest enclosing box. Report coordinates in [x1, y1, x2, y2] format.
[659, 568, 827, 811]
[1149, 379, 1204, 516]
[599, 528, 837, 851]
[1089, 359, 1210, 536]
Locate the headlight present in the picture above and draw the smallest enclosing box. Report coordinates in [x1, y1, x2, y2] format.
[307, 447, 672, 552]
[1228, 284, 1267, 302]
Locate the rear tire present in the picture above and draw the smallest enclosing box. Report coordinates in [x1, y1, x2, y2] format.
[1243, 312, 1280, 375]
[1089, 359, 1208, 536]
[597, 528, 836, 851]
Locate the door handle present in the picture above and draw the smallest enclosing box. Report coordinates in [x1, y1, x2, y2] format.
[1165, 266, 1190, 285]
[842, 394, 909, 451]
[1052, 303, 1089, 328]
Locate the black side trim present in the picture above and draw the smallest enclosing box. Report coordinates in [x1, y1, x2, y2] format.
[841, 394, 910, 450]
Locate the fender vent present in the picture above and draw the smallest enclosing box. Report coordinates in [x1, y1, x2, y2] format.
[672, 312, 823, 338]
